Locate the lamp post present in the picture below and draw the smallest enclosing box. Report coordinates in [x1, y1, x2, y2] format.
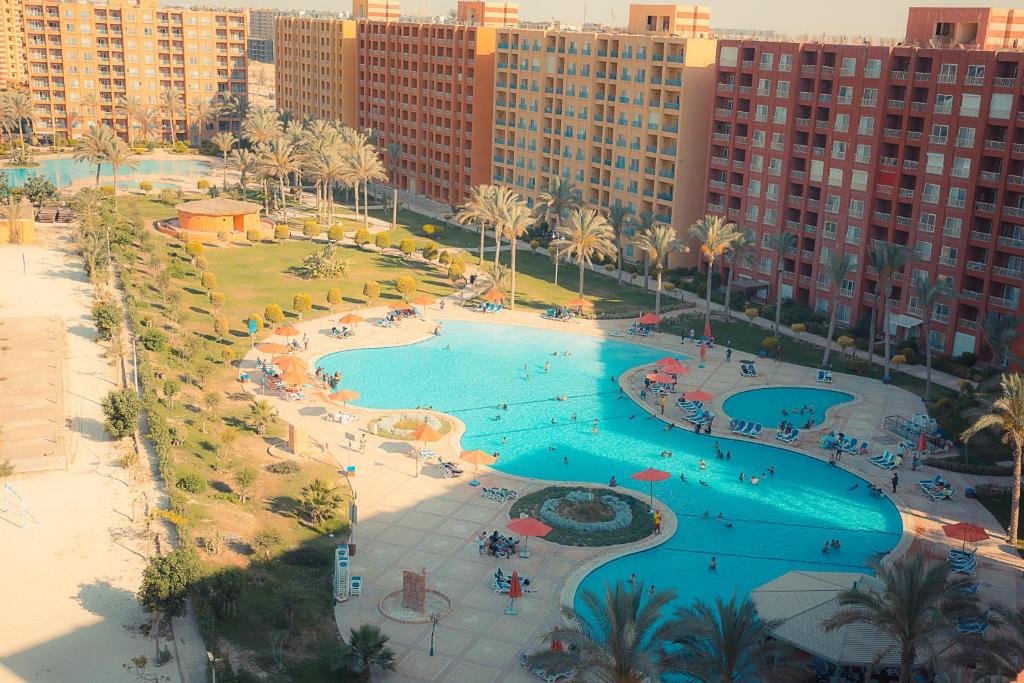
[429, 613, 439, 656]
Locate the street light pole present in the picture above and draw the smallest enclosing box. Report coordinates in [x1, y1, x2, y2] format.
[429, 614, 438, 656]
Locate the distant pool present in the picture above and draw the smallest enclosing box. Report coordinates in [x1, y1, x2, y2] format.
[1, 157, 212, 188]
[317, 321, 899, 612]
[723, 387, 854, 428]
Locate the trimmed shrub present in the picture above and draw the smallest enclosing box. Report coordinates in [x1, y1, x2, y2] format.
[264, 303, 284, 324]
[530, 239, 540, 250]
[395, 275, 417, 300]
[92, 301, 122, 341]
[422, 243, 439, 261]
[140, 329, 167, 351]
[761, 336, 781, 353]
[845, 357, 868, 374]
[200, 272, 217, 291]
[176, 472, 208, 494]
[274, 225, 290, 241]
[354, 228, 371, 245]
[898, 347, 918, 365]
[302, 223, 320, 239]
[292, 292, 313, 317]
[374, 231, 391, 249]
[197, 179, 210, 190]
[327, 225, 345, 242]
[399, 238, 416, 256]
[266, 460, 301, 474]
[362, 281, 380, 303]
[194, 256, 208, 271]
[438, 250, 453, 265]
[744, 307, 759, 323]
[245, 313, 264, 333]
[209, 291, 226, 308]
[246, 228, 260, 244]
[327, 287, 342, 309]
[139, 181, 153, 191]
[448, 259, 466, 281]
[422, 223, 443, 236]
[791, 323, 807, 334]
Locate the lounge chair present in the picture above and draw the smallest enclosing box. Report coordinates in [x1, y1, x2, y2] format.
[918, 475, 947, 490]
[870, 452, 896, 470]
[740, 365, 757, 377]
[349, 576, 362, 596]
[927, 486, 956, 501]
[731, 420, 748, 434]
[778, 429, 800, 443]
[816, 370, 827, 383]
[869, 450, 893, 464]
[824, 371, 834, 384]
[747, 423, 762, 438]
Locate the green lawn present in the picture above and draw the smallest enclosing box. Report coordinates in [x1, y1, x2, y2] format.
[975, 487, 1023, 551]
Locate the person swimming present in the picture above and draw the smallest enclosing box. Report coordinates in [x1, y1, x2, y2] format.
[699, 459, 706, 469]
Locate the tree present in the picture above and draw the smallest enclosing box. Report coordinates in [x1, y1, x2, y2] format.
[525, 580, 679, 681]
[213, 316, 228, 341]
[824, 553, 978, 683]
[92, 301, 122, 341]
[345, 142, 387, 229]
[499, 198, 533, 308]
[200, 271, 217, 291]
[394, 275, 417, 301]
[550, 208, 617, 298]
[251, 525, 282, 561]
[456, 184, 496, 268]
[210, 132, 237, 189]
[447, 259, 466, 283]
[73, 124, 116, 187]
[768, 231, 797, 335]
[873, 243, 913, 380]
[229, 148, 257, 194]
[247, 399, 275, 436]
[721, 233, 752, 321]
[327, 287, 342, 311]
[102, 137, 138, 210]
[264, 303, 285, 325]
[20, 175, 57, 208]
[962, 372, 1024, 543]
[162, 379, 180, 410]
[362, 281, 380, 306]
[137, 548, 200, 661]
[209, 291, 225, 310]
[136, 107, 162, 144]
[607, 202, 634, 282]
[332, 624, 397, 682]
[185, 98, 218, 145]
[102, 388, 142, 440]
[5, 91, 33, 153]
[910, 273, 944, 400]
[982, 312, 1020, 368]
[185, 240, 204, 264]
[951, 603, 1024, 679]
[667, 593, 791, 681]
[258, 137, 299, 220]
[820, 252, 857, 367]
[117, 94, 145, 147]
[635, 210, 656, 290]
[292, 292, 313, 318]
[209, 568, 244, 620]
[158, 88, 183, 142]
[634, 223, 686, 314]
[535, 178, 580, 233]
[299, 477, 343, 526]
[234, 467, 257, 504]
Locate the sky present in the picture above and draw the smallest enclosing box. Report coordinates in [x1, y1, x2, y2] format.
[186, 0, 1013, 39]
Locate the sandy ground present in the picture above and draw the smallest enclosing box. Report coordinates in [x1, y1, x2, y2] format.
[248, 61, 275, 110]
[0, 229, 175, 683]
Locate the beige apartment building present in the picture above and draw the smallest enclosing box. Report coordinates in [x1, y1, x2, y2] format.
[23, 0, 247, 144]
[1, 0, 27, 89]
[492, 5, 716, 266]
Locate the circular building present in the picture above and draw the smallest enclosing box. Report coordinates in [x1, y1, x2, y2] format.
[175, 198, 263, 235]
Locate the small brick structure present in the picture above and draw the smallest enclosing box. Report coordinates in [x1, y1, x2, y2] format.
[401, 568, 426, 613]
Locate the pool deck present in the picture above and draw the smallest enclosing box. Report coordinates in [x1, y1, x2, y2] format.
[240, 302, 1023, 682]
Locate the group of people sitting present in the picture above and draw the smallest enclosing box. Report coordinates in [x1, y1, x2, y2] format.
[484, 531, 520, 559]
[543, 307, 576, 321]
[330, 326, 354, 338]
[493, 567, 530, 593]
[314, 367, 343, 390]
[627, 323, 654, 337]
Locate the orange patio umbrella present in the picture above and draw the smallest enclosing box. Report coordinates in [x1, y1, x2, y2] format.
[275, 325, 301, 337]
[409, 422, 443, 442]
[567, 296, 594, 309]
[272, 356, 307, 374]
[411, 295, 436, 306]
[703, 319, 713, 341]
[256, 342, 289, 354]
[506, 570, 523, 615]
[338, 313, 364, 325]
[506, 516, 552, 555]
[278, 369, 307, 386]
[482, 290, 506, 302]
[389, 301, 414, 310]
[684, 390, 715, 402]
[662, 362, 687, 375]
[656, 356, 681, 366]
[942, 522, 989, 550]
[326, 388, 360, 405]
[631, 467, 671, 506]
[646, 372, 676, 384]
[637, 313, 662, 325]
[461, 449, 498, 486]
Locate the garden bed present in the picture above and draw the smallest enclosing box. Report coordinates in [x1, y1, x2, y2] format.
[509, 486, 653, 547]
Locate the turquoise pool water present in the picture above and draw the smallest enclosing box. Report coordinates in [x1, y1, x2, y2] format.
[317, 320, 901, 610]
[722, 387, 854, 429]
[1, 157, 211, 188]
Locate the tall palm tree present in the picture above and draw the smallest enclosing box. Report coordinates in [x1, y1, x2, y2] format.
[345, 143, 387, 229]
[258, 138, 298, 221]
[456, 184, 495, 267]
[607, 202, 634, 282]
[117, 94, 144, 147]
[102, 137, 138, 211]
[499, 198, 533, 309]
[636, 210, 655, 291]
[721, 233, 753, 321]
[210, 132, 237, 189]
[911, 273, 944, 400]
[158, 88, 183, 142]
[385, 141, 402, 185]
[821, 252, 857, 366]
[136, 108, 162, 144]
[633, 223, 686, 314]
[824, 553, 978, 683]
[229, 148, 257, 195]
[951, 603, 1024, 678]
[873, 243, 913, 379]
[769, 231, 797, 335]
[982, 311, 1020, 368]
[485, 184, 519, 267]
[962, 372, 1024, 543]
[242, 106, 283, 148]
[6, 91, 33, 151]
[186, 98, 219, 145]
[551, 208, 616, 298]
[524, 581, 680, 682]
[536, 178, 581, 232]
[73, 124, 116, 187]
[332, 624, 397, 682]
[667, 593, 792, 682]
[690, 214, 743, 330]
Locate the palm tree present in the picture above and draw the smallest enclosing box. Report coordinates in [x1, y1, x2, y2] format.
[824, 553, 978, 683]
[247, 399, 275, 436]
[820, 252, 857, 367]
[242, 106, 283, 148]
[307, 148, 347, 223]
[690, 215, 743, 330]
[456, 184, 495, 267]
[136, 108, 162, 144]
[0, 196, 33, 244]
[345, 143, 387, 229]
[633, 223, 686, 314]
[332, 624, 397, 682]
[667, 593, 792, 681]
[951, 603, 1024, 678]
[210, 132, 237, 189]
[158, 88, 183, 142]
[6, 92, 33, 151]
[721, 233, 753, 322]
[73, 124, 116, 187]
[551, 208, 616, 298]
[102, 137, 138, 210]
[873, 243, 913, 379]
[982, 311, 1020, 368]
[259, 138, 299, 221]
[485, 184, 519, 267]
[536, 178, 580, 232]
[228, 148, 256, 195]
[768, 231, 797, 335]
[385, 141, 401, 185]
[961, 372, 1024, 544]
[636, 210, 655, 290]
[524, 581, 680, 682]
[499, 198, 533, 309]
[910, 273, 944, 400]
[607, 202, 634, 282]
[117, 94, 144, 147]
[186, 98, 219, 145]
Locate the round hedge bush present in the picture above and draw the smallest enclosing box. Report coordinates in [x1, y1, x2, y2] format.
[509, 486, 654, 547]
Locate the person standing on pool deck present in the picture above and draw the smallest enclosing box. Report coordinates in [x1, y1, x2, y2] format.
[725, 348, 732, 363]
[659, 396, 666, 415]
[891, 471, 898, 493]
[653, 509, 662, 534]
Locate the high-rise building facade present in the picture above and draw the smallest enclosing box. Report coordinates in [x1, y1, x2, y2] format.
[352, 0, 400, 23]
[705, 26, 1024, 358]
[1, 0, 27, 89]
[492, 6, 715, 267]
[23, 0, 247, 144]
[246, 8, 275, 62]
[275, 16, 358, 125]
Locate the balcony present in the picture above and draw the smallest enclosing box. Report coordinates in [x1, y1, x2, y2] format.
[961, 290, 983, 302]
[975, 201, 996, 213]
[990, 295, 1018, 309]
[965, 260, 986, 272]
[993, 266, 1024, 280]
[998, 235, 1024, 249]
[940, 256, 959, 268]
[985, 139, 1007, 151]
[958, 318, 979, 331]
[873, 211, 892, 222]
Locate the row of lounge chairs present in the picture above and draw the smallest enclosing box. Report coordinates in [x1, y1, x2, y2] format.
[948, 547, 976, 575]
[677, 399, 713, 426]
[481, 486, 518, 503]
[628, 323, 653, 337]
[815, 370, 835, 384]
[542, 308, 576, 321]
[35, 205, 74, 223]
[775, 428, 800, 443]
[918, 474, 956, 501]
[819, 433, 867, 455]
[729, 419, 762, 438]
[740, 362, 758, 377]
[676, 398, 703, 413]
[869, 450, 903, 470]
[439, 459, 464, 478]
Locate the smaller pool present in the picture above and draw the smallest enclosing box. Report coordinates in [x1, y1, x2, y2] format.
[722, 386, 853, 428]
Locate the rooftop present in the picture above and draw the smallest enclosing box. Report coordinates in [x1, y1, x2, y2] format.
[175, 198, 262, 215]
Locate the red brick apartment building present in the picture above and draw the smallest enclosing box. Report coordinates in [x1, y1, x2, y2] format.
[705, 7, 1024, 359]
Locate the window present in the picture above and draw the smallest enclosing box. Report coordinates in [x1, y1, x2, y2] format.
[835, 113, 850, 132]
[956, 126, 976, 147]
[831, 140, 846, 159]
[837, 304, 851, 324]
[764, 208, 777, 226]
[840, 279, 855, 297]
[960, 93, 981, 117]
[758, 255, 772, 274]
[779, 54, 792, 72]
[918, 212, 936, 231]
[922, 183, 939, 204]
[837, 85, 853, 104]
[748, 179, 761, 197]
[823, 221, 838, 239]
[916, 240, 932, 261]
[928, 331, 945, 352]
[828, 168, 843, 187]
[761, 234, 773, 248]
[935, 94, 953, 113]
[851, 170, 868, 191]
[951, 157, 971, 178]
[991, 93, 1013, 119]
[845, 225, 862, 244]
[776, 80, 789, 97]
[966, 64, 985, 82]
[849, 198, 864, 217]
[865, 58, 881, 75]
[816, 298, 829, 314]
[765, 181, 779, 199]
[752, 130, 766, 147]
[926, 152, 945, 175]
[768, 158, 782, 175]
[940, 245, 958, 265]
[862, 88, 878, 105]
[938, 63, 957, 83]
[758, 77, 771, 94]
[755, 103, 768, 121]
[841, 56, 856, 74]
[855, 144, 871, 162]
[943, 216, 962, 237]
[773, 106, 787, 125]
[760, 52, 774, 69]
[930, 123, 948, 143]
[719, 46, 738, 68]
[825, 194, 840, 212]
[948, 187, 966, 208]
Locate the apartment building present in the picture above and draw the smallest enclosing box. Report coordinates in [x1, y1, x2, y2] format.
[276, 0, 498, 205]
[492, 5, 715, 267]
[23, 0, 247, 143]
[246, 8, 275, 62]
[352, 0, 400, 22]
[1, 0, 27, 88]
[705, 8, 1024, 358]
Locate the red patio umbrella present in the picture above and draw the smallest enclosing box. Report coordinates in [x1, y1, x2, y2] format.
[631, 467, 671, 506]
[662, 362, 687, 375]
[917, 431, 929, 453]
[699, 341, 707, 361]
[703, 319, 712, 341]
[646, 372, 676, 384]
[684, 390, 715, 402]
[507, 516, 552, 555]
[656, 356, 680, 366]
[506, 570, 522, 615]
[942, 522, 989, 550]
[637, 313, 662, 325]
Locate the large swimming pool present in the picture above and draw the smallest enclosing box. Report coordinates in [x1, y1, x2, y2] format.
[1, 157, 212, 188]
[722, 387, 854, 429]
[317, 320, 901, 610]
